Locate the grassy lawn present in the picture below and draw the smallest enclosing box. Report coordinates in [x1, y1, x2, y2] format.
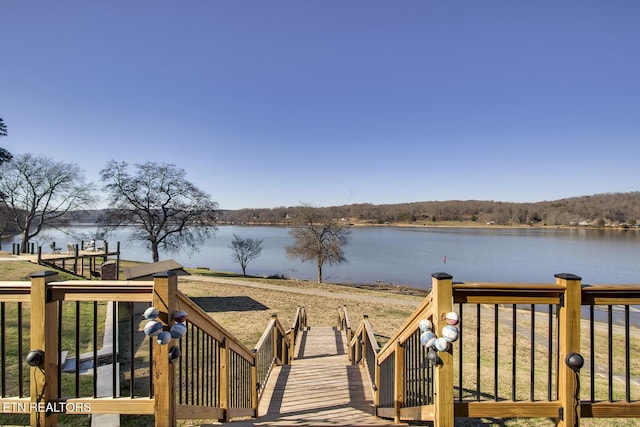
[0, 299, 108, 426]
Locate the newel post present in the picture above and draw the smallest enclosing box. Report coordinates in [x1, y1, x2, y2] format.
[288, 328, 295, 364]
[271, 314, 279, 364]
[251, 349, 258, 416]
[556, 273, 582, 427]
[362, 314, 369, 367]
[432, 272, 454, 427]
[152, 271, 178, 427]
[29, 271, 59, 427]
[393, 338, 404, 424]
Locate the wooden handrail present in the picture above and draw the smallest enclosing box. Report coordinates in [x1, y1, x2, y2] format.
[581, 283, 640, 305]
[253, 314, 292, 403]
[338, 305, 353, 359]
[176, 290, 254, 361]
[48, 280, 154, 302]
[254, 318, 277, 352]
[377, 291, 434, 362]
[338, 304, 351, 330]
[362, 316, 379, 354]
[0, 282, 31, 302]
[286, 306, 306, 363]
[253, 315, 290, 359]
[291, 305, 307, 331]
[453, 282, 565, 305]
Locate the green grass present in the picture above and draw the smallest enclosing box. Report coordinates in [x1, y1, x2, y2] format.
[452, 304, 640, 426]
[0, 300, 108, 427]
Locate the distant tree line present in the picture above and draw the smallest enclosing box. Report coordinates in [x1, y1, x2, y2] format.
[217, 192, 640, 228]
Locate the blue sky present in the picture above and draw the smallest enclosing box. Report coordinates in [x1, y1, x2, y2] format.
[2, 1, 639, 210]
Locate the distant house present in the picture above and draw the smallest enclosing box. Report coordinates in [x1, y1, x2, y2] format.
[123, 260, 190, 281]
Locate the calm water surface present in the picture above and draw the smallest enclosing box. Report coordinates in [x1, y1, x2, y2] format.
[3, 225, 640, 289]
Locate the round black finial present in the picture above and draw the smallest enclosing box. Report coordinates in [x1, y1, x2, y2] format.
[26, 349, 45, 367]
[566, 352, 584, 372]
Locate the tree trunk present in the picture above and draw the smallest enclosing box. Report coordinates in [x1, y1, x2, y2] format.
[151, 242, 160, 263]
[317, 261, 323, 283]
[21, 229, 29, 253]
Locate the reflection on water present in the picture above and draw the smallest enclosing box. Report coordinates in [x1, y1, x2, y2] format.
[3, 225, 640, 289]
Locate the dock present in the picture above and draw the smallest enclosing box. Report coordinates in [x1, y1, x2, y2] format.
[10, 242, 120, 280]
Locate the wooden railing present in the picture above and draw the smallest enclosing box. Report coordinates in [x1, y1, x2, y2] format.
[0, 271, 299, 426]
[579, 284, 640, 419]
[287, 305, 307, 363]
[349, 272, 640, 426]
[337, 305, 352, 353]
[253, 314, 291, 401]
[36, 241, 121, 280]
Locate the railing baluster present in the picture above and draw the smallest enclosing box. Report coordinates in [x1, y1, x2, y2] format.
[196, 326, 200, 405]
[1, 301, 5, 397]
[512, 304, 516, 401]
[626, 305, 631, 403]
[494, 304, 499, 401]
[530, 304, 535, 401]
[75, 301, 81, 397]
[590, 304, 595, 402]
[57, 300, 63, 398]
[476, 303, 481, 401]
[548, 304, 553, 401]
[129, 301, 135, 398]
[149, 329, 154, 397]
[458, 302, 463, 402]
[18, 302, 24, 397]
[608, 304, 613, 401]
[93, 300, 98, 398]
[112, 301, 117, 398]
[216, 339, 221, 407]
[190, 323, 194, 404]
[205, 334, 210, 406]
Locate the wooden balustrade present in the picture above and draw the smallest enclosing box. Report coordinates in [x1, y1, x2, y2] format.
[0, 272, 299, 426]
[348, 272, 640, 426]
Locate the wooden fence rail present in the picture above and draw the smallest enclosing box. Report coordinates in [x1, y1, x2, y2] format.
[349, 272, 640, 426]
[0, 271, 301, 427]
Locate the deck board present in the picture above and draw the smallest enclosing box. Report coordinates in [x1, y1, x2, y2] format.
[224, 326, 399, 426]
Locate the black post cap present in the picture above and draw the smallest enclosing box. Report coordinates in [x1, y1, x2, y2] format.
[554, 273, 582, 281]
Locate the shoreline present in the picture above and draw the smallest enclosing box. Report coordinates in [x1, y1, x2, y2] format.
[219, 220, 639, 231]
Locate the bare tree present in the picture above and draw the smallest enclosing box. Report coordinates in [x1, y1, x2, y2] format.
[0, 118, 11, 166]
[100, 160, 218, 262]
[286, 205, 350, 283]
[229, 233, 264, 277]
[0, 153, 95, 252]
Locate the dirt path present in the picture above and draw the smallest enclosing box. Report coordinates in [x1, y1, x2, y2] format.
[184, 275, 423, 308]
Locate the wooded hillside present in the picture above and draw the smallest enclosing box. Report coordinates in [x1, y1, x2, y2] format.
[6, 192, 639, 235]
[218, 192, 640, 228]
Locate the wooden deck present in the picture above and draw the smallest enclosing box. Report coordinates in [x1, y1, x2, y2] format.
[225, 326, 399, 426]
[12, 246, 120, 280]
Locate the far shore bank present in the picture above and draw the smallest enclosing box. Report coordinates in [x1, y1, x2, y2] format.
[218, 220, 639, 231]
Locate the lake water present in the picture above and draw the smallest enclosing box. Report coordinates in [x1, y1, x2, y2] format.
[3, 225, 640, 289]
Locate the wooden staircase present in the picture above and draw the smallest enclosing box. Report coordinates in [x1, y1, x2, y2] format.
[225, 327, 399, 426]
